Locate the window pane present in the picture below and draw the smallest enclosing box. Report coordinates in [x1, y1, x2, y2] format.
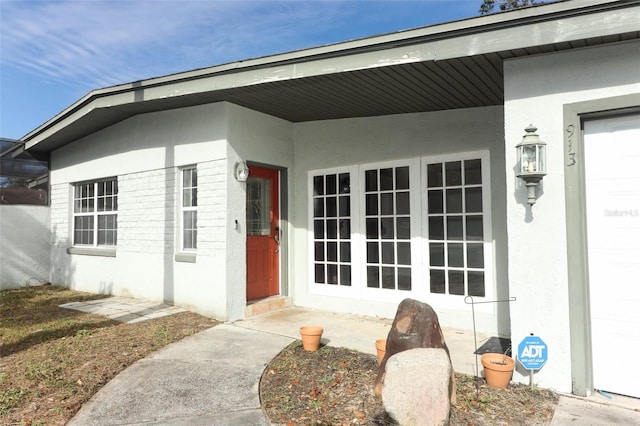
[427, 163, 443, 187]
[430, 269, 445, 293]
[183, 169, 192, 187]
[313, 176, 324, 196]
[429, 243, 445, 266]
[327, 242, 337, 262]
[448, 243, 464, 267]
[467, 244, 484, 268]
[396, 192, 410, 215]
[428, 190, 443, 214]
[464, 159, 482, 185]
[313, 198, 324, 217]
[326, 197, 337, 217]
[397, 242, 411, 265]
[365, 170, 377, 192]
[398, 267, 411, 290]
[380, 193, 393, 215]
[396, 217, 410, 239]
[445, 161, 462, 186]
[366, 194, 378, 215]
[326, 219, 337, 239]
[314, 242, 324, 261]
[326, 174, 337, 195]
[382, 242, 394, 264]
[465, 187, 483, 213]
[339, 196, 350, 216]
[340, 265, 351, 286]
[314, 220, 324, 238]
[466, 216, 484, 241]
[339, 173, 350, 194]
[367, 242, 379, 263]
[381, 218, 394, 239]
[315, 264, 325, 283]
[367, 266, 379, 288]
[340, 242, 351, 262]
[327, 264, 338, 284]
[449, 271, 464, 295]
[382, 267, 395, 289]
[366, 218, 378, 239]
[468, 271, 485, 296]
[396, 166, 409, 190]
[380, 168, 393, 191]
[429, 217, 444, 240]
[447, 216, 463, 240]
[339, 219, 350, 239]
[446, 189, 462, 213]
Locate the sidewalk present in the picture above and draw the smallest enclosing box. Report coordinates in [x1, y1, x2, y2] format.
[65, 299, 640, 425]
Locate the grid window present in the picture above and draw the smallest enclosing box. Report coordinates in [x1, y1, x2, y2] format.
[365, 166, 412, 291]
[181, 168, 197, 250]
[426, 158, 486, 297]
[73, 179, 117, 247]
[312, 172, 352, 286]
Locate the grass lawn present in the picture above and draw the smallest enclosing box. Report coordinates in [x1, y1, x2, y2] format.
[0, 285, 217, 425]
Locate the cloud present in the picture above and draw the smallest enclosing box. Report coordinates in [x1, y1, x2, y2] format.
[0, 0, 360, 90]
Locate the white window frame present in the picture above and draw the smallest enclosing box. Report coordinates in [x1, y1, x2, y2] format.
[421, 150, 493, 309]
[359, 158, 423, 303]
[308, 166, 360, 298]
[72, 178, 118, 248]
[180, 166, 197, 252]
[307, 152, 493, 308]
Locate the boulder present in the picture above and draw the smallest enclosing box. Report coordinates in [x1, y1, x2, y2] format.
[382, 348, 451, 426]
[375, 298, 455, 404]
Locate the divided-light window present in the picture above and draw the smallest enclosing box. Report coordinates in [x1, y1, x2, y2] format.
[73, 178, 118, 247]
[181, 167, 197, 250]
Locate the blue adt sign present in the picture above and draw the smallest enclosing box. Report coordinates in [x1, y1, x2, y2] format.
[518, 336, 547, 370]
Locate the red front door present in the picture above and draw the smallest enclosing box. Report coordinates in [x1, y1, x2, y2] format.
[246, 166, 280, 301]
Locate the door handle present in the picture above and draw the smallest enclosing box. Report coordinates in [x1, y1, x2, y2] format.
[274, 227, 281, 253]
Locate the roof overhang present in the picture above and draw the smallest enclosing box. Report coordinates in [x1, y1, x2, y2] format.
[23, 0, 640, 154]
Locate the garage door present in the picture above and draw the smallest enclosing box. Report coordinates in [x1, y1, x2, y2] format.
[584, 114, 640, 398]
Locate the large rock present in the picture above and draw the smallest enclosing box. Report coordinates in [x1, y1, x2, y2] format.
[382, 348, 451, 426]
[375, 298, 455, 404]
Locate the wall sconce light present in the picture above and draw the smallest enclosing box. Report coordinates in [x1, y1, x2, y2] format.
[516, 124, 547, 205]
[234, 161, 249, 182]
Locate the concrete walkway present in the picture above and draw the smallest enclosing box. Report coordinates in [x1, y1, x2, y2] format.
[65, 299, 640, 425]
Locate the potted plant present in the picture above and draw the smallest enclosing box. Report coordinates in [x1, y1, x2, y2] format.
[299, 326, 323, 351]
[481, 349, 515, 388]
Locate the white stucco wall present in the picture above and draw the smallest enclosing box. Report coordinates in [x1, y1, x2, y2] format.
[291, 106, 509, 335]
[504, 40, 640, 393]
[0, 205, 51, 289]
[49, 103, 231, 318]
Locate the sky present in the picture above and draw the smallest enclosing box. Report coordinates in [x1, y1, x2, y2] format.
[1, 0, 485, 140]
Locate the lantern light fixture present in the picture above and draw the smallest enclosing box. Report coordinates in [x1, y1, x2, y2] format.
[234, 161, 249, 182]
[516, 125, 547, 205]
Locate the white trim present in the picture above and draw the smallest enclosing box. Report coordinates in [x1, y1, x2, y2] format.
[179, 166, 197, 252]
[420, 150, 493, 313]
[308, 165, 360, 299]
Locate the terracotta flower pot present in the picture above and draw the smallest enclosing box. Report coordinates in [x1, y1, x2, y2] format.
[481, 353, 515, 388]
[375, 339, 387, 364]
[300, 326, 323, 351]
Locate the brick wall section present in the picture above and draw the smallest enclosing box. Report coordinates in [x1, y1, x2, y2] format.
[49, 183, 70, 246]
[50, 159, 228, 257]
[118, 168, 177, 254]
[196, 159, 227, 257]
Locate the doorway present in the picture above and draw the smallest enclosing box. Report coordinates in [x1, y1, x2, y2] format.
[246, 166, 280, 301]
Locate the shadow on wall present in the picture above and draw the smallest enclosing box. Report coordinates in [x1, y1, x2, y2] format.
[0, 205, 51, 290]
